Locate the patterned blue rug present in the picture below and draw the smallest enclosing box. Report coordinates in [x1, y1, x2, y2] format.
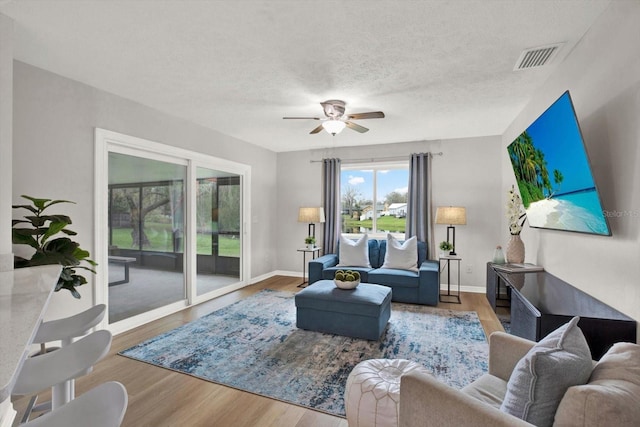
[119, 289, 488, 416]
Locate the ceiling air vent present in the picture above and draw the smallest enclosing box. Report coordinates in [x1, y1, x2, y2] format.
[513, 43, 564, 71]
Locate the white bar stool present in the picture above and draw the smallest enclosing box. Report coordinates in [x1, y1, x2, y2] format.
[33, 303, 107, 353]
[13, 329, 112, 422]
[29, 304, 106, 409]
[22, 381, 128, 427]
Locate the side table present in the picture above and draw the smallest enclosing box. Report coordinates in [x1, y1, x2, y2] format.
[297, 247, 321, 287]
[439, 255, 461, 303]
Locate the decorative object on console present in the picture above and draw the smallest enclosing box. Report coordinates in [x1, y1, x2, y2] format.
[435, 206, 466, 255]
[506, 185, 527, 235]
[506, 235, 525, 264]
[492, 245, 506, 264]
[298, 206, 325, 241]
[492, 263, 543, 273]
[506, 186, 526, 263]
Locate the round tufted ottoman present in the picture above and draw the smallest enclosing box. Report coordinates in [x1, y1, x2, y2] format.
[345, 359, 431, 427]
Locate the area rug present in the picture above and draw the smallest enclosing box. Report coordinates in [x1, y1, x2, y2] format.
[498, 313, 511, 333]
[119, 289, 489, 416]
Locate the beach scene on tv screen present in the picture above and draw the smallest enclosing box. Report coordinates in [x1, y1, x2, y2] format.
[507, 92, 610, 235]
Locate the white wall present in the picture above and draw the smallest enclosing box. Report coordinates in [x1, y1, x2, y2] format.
[12, 61, 278, 320]
[0, 14, 13, 271]
[501, 0, 640, 330]
[276, 136, 503, 290]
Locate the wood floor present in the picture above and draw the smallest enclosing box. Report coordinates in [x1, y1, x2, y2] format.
[13, 276, 504, 427]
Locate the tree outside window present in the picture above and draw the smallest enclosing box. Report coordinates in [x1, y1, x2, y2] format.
[340, 163, 409, 239]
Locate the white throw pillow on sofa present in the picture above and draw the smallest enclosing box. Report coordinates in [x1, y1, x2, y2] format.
[337, 234, 371, 267]
[381, 234, 418, 272]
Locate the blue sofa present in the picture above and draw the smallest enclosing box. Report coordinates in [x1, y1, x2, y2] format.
[308, 238, 440, 305]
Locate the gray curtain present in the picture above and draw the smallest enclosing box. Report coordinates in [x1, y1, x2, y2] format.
[405, 153, 434, 258]
[322, 158, 341, 254]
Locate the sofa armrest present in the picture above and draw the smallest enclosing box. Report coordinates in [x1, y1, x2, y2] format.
[417, 260, 439, 305]
[308, 254, 338, 284]
[399, 370, 532, 427]
[488, 331, 535, 381]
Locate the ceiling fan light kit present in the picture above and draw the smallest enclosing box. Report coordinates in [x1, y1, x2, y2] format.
[283, 100, 385, 136]
[322, 120, 346, 135]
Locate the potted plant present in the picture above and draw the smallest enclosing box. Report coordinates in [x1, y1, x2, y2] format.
[304, 235, 316, 249]
[439, 241, 453, 257]
[12, 195, 97, 299]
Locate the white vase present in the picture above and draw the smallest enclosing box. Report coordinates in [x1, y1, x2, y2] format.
[506, 235, 525, 263]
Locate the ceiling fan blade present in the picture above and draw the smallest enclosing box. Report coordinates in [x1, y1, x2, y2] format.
[310, 124, 324, 134]
[283, 116, 321, 120]
[345, 121, 369, 133]
[347, 111, 385, 120]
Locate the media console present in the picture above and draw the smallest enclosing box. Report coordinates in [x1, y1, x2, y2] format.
[486, 263, 637, 360]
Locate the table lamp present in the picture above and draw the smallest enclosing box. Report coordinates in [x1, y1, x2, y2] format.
[298, 207, 326, 240]
[435, 206, 466, 256]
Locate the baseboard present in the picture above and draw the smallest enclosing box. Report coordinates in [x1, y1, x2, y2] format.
[250, 270, 300, 284]
[440, 284, 485, 294]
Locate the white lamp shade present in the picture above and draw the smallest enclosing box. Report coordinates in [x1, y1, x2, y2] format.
[322, 120, 346, 135]
[435, 206, 466, 225]
[298, 207, 326, 223]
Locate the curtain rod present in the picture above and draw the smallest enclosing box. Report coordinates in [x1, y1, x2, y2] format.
[309, 152, 443, 164]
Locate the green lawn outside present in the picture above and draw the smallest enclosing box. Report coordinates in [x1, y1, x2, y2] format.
[343, 215, 406, 232]
[111, 225, 240, 257]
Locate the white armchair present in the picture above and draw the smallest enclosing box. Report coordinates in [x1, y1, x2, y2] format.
[399, 332, 640, 427]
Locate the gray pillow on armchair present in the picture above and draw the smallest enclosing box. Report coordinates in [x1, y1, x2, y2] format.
[500, 316, 593, 427]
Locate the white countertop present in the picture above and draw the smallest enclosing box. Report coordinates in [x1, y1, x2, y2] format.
[0, 265, 61, 401]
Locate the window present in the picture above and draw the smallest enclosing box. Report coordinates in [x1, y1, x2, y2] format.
[341, 162, 409, 239]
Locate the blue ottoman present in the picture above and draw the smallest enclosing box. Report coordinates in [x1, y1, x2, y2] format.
[295, 280, 392, 340]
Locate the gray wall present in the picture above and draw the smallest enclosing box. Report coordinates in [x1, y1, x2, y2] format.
[276, 136, 503, 290]
[13, 61, 277, 319]
[501, 1, 640, 330]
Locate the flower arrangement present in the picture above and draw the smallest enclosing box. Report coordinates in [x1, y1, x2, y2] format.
[506, 185, 527, 235]
[304, 236, 316, 245]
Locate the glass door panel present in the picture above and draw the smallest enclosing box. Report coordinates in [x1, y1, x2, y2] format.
[108, 152, 186, 323]
[196, 167, 241, 296]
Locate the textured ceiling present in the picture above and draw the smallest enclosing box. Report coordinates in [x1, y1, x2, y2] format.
[0, 0, 611, 152]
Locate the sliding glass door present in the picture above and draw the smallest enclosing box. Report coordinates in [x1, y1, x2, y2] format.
[96, 128, 251, 333]
[195, 167, 241, 296]
[107, 152, 187, 323]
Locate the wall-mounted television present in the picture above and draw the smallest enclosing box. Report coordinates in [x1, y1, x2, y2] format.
[507, 91, 611, 236]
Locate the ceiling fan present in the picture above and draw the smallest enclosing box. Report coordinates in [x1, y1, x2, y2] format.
[283, 100, 385, 135]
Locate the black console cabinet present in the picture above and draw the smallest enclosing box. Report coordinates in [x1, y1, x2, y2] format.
[487, 264, 637, 360]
